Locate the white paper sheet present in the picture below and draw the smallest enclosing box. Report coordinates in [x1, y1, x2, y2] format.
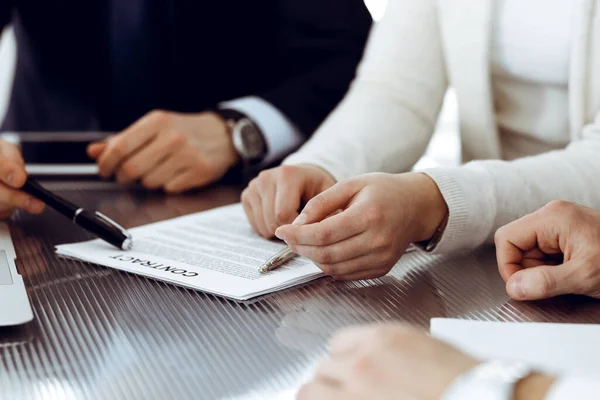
[56, 204, 323, 301]
[430, 319, 600, 377]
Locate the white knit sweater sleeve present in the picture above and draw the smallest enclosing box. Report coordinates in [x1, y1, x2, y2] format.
[545, 376, 600, 400]
[424, 117, 600, 253]
[283, 0, 448, 181]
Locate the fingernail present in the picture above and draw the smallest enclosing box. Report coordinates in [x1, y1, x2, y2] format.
[6, 172, 14, 187]
[274, 228, 286, 241]
[509, 275, 526, 299]
[292, 214, 307, 226]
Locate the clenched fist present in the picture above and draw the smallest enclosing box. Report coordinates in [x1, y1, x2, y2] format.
[495, 200, 600, 301]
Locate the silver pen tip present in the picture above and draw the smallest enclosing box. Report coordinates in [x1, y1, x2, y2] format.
[122, 238, 133, 251]
[259, 263, 272, 274]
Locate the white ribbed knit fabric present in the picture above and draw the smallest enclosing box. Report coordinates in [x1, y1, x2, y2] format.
[546, 376, 600, 399]
[284, 0, 600, 254]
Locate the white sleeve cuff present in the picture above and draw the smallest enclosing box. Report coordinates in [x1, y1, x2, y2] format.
[545, 376, 600, 400]
[220, 96, 305, 167]
[420, 165, 497, 253]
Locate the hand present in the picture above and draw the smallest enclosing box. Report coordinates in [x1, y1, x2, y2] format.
[495, 200, 600, 301]
[241, 165, 336, 238]
[275, 173, 447, 280]
[88, 110, 239, 193]
[299, 324, 555, 400]
[298, 324, 479, 400]
[0, 139, 45, 219]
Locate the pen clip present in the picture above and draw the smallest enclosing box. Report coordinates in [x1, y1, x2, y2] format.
[95, 212, 132, 239]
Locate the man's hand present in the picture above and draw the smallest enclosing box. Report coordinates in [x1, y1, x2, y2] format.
[275, 173, 448, 280]
[87, 110, 239, 193]
[298, 324, 479, 400]
[299, 324, 555, 400]
[0, 139, 45, 219]
[241, 165, 336, 239]
[495, 200, 600, 301]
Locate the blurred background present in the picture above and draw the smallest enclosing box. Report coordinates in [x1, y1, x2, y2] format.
[0, 0, 458, 167]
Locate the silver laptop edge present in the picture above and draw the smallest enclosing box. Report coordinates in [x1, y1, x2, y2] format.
[0, 223, 34, 326]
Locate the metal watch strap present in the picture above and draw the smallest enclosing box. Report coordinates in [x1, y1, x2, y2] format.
[214, 108, 246, 124]
[442, 360, 533, 400]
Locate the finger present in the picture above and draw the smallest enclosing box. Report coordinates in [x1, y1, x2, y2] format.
[0, 184, 45, 214]
[241, 189, 261, 236]
[242, 188, 270, 238]
[522, 248, 546, 260]
[506, 261, 583, 301]
[294, 180, 360, 226]
[495, 214, 549, 282]
[164, 168, 210, 194]
[140, 153, 189, 190]
[292, 232, 371, 265]
[519, 248, 562, 268]
[0, 148, 27, 189]
[116, 133, 185, 185]
[297, 380, 345, 400]
[275, 206, 366, 247]
[520, 257, 548, 269]
[87, 142, 107, 160]
[97, 112, 165, 177]
[315, 252, 395, 280]
[260, 180, 278, 235]
[273, 178, 302, 228]
[1, 142, 25, 167]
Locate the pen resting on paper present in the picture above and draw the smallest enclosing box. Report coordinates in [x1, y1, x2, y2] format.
[259, 247, 297, 273]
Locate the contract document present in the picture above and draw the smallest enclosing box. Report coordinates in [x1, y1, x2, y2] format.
[56, 204, 324, 301]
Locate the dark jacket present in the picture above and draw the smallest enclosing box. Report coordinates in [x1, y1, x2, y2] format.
[0, 0, 371, 135]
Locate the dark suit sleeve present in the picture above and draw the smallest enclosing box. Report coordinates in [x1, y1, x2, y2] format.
[259, 0, 372, 136]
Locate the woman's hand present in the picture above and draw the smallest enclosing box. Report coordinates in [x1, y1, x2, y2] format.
[275, 173, 447, 280]
[241, 165, 336, 239]
[298, 324, 555, 400]
[298, 324, 478, 400]
[495, 200, 600, 301]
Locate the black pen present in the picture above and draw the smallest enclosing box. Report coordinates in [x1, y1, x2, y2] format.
[21, 177, 133, 250]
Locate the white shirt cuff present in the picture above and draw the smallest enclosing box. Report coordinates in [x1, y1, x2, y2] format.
[220, 96, 305, 167]
[545, 376, 600, 400]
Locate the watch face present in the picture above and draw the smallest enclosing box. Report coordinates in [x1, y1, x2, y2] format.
[238, 119, 266, 161]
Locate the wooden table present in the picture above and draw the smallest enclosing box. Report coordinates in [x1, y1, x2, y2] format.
[1, 181, 599, 400]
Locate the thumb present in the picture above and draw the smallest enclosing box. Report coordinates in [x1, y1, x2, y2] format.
[293, 180, 359, 226]
[506, 261, 582, 301]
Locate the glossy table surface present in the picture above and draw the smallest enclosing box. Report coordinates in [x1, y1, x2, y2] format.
[1, 181, 600, 400]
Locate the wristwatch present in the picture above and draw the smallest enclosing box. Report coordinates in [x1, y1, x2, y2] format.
[443, 360, 533, 400]
[215, 108, 268, 165]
